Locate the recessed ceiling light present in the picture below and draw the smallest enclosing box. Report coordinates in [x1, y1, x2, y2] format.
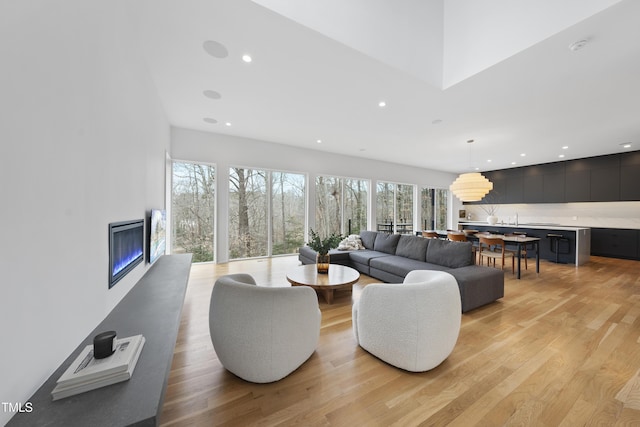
[559, 154, 565, 158]
[511, 161, 517, 165]
[203, 40, 229, 58]
[520, 153, 526, 157]
[569, 39, 588, 52]
[225, 122, 231, 127]
[474, 167, 480, 171]
[378, 101, 386, 108]
[621, 142, 632, 148]
[316, 139, 322, 144]
[242, 54, 252, 63]
[487, 159, 492, 163]
[203, 90, 221, 99]
[562, 146, 569, 150]
[203, 117, 217, 124]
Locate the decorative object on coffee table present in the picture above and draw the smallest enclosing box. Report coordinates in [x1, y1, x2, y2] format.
[307, 229, 342, 274]
[286, 264, 360, 304]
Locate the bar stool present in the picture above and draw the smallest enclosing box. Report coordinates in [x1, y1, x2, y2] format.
[547, 233, 569, 263]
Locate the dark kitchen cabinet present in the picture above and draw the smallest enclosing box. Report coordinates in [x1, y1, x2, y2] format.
[504, 168, 524, 203]
[541, 163, 565, 203]
[591, 228, 639, 260]
[620, 151, 640, 201]
[588, 154, 620, 202]
[483, 170, 506, 204]
[523, 166, 544, 203]
[464, 150, 640, 205]
[565, 159, 590, 202]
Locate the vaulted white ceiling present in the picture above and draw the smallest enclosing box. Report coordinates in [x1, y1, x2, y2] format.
[138, 0, 640, 173]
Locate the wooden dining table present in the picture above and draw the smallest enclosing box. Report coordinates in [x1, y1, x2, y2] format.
[425, 230, 541, 279]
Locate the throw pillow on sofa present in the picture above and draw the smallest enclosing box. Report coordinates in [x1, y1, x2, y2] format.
[359, 230, 378, 249]
[373, 233, 401, 254]
[395, 235, 430, 261]
[338, 234, 364, 250]
[426, 239, 473, 268]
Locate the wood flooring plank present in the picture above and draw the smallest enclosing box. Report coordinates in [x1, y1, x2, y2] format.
[158, 255, 640, 426]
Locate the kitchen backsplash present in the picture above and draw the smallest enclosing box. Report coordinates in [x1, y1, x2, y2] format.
[463, 201, 640, 229]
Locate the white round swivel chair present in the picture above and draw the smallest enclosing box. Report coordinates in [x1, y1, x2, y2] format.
[210, 274, 321, 383]
[352, 270, 461, 372]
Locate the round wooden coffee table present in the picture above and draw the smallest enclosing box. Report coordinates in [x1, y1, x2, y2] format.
[286, 264, 360, 304]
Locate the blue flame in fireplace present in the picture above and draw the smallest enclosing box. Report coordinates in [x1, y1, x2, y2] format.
[113, 248, 144, 276]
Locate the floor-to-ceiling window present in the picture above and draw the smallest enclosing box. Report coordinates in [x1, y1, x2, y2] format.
[228, 167, 268, 259]
[171, 161, 216, 262]
[229, 167, 306, 259]
[315, 176, 369, 237]
[343, 178, 368, 234]
[420, 187, 449, 231]
[271, 171, 306, 255]
[376, 182, 414, 234]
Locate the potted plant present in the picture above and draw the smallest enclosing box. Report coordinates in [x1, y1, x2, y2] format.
[307, 229, 343, 273]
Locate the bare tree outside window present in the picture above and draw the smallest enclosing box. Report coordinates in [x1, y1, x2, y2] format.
[420, 188, 435, 231]
[421, 187, 449, 231]
[315, 176, 341, 237]
[397, 184, 414, 231]
[229, 167, 267, 259]
[376, 181, 414, 234]
[435, 189, 449, 229]
[316, 176, 368, 236]
[271, 172, 305, 255]
[376, 182, 394, 229]
[171, 161, 215, 263]
[344, 179, 368, 234]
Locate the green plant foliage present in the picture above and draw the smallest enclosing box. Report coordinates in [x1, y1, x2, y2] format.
[307, 229, 343, 255]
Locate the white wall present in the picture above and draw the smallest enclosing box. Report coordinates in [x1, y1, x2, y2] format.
[171, 127, 459, 262]
[0, 2, 169, 424]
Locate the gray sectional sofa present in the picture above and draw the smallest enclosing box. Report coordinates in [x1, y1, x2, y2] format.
[298, 230, 504, 313]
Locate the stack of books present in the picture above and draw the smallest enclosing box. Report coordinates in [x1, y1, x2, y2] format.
[51, 334, 145, 401]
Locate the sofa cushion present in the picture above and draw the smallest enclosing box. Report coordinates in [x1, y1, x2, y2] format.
[447, 265, 504, 312]
[373, 233, 401, 254]
[395, 235, 429, 261]
[359, 230, 378, 249]
[348, 249, 390, 266]
[370, 256, 449, 278]
[426, 239, 473, 268]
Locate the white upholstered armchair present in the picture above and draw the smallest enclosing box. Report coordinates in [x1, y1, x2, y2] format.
[352, 270, 461, 372]
[209, 274, 321, 383]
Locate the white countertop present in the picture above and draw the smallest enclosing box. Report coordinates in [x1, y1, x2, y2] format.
[457, 221, 590, 231]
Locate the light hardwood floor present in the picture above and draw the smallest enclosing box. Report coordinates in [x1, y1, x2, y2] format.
[159, 255, 640, 426]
